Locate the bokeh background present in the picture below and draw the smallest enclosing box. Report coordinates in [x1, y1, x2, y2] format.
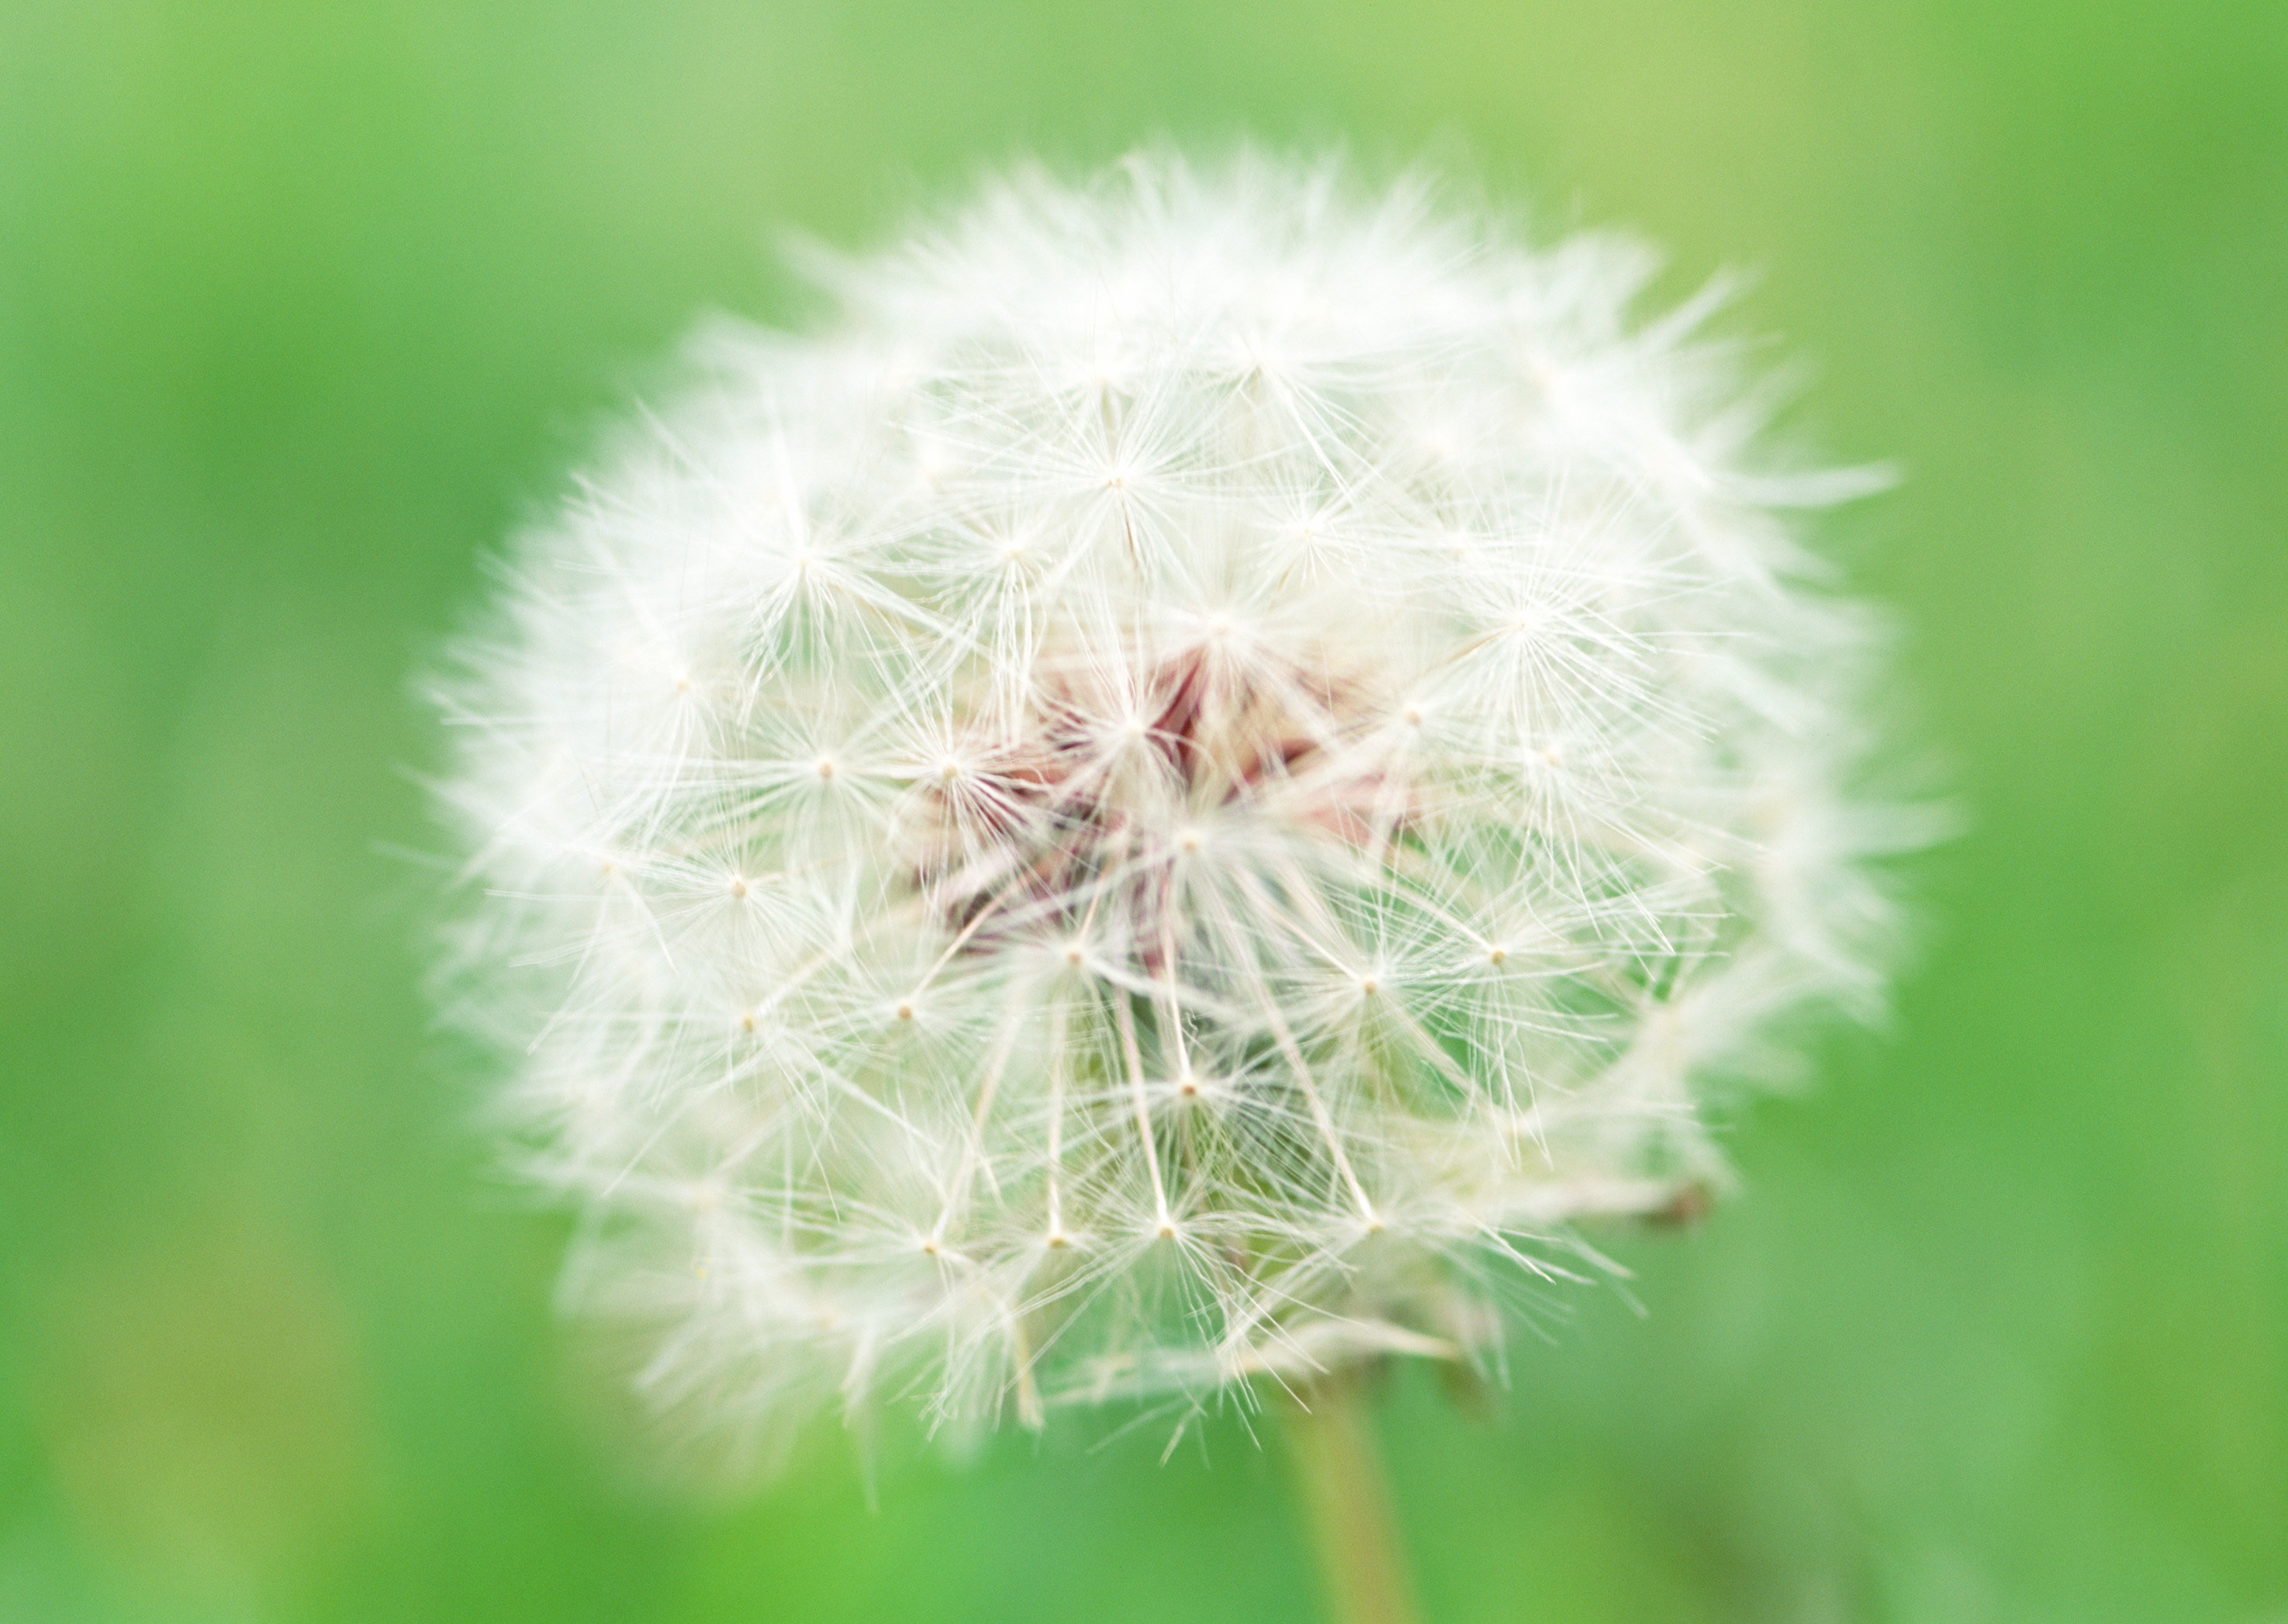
[3, 1, 2283, 1619]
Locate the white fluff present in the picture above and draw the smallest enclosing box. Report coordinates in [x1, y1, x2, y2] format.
[434, 151, 1913, 1450]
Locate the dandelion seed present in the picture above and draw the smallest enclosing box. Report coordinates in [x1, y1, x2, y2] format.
[431, 149, 1918, 1459]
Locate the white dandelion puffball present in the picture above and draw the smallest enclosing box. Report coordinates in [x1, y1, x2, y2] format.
[436, 152, 1909, 1444]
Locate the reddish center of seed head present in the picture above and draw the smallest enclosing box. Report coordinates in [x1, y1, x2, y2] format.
[904, 638, 1410, 968]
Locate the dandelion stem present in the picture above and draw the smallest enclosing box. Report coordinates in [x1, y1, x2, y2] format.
[1282, 1367, 1422, 1624]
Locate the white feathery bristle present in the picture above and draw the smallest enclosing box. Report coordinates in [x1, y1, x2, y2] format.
[433, 150, 1915, 1453]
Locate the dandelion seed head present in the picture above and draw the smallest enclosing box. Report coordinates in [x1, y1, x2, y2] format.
[433, 150, 1916, 1458]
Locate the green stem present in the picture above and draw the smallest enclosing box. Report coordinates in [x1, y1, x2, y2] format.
[1281, 1367, 1424, 1624]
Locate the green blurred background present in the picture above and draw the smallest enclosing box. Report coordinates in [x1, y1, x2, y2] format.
[3, 1, 2283, 1619]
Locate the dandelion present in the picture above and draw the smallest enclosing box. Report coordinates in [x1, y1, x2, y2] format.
[432, 150, 1916, 1597]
